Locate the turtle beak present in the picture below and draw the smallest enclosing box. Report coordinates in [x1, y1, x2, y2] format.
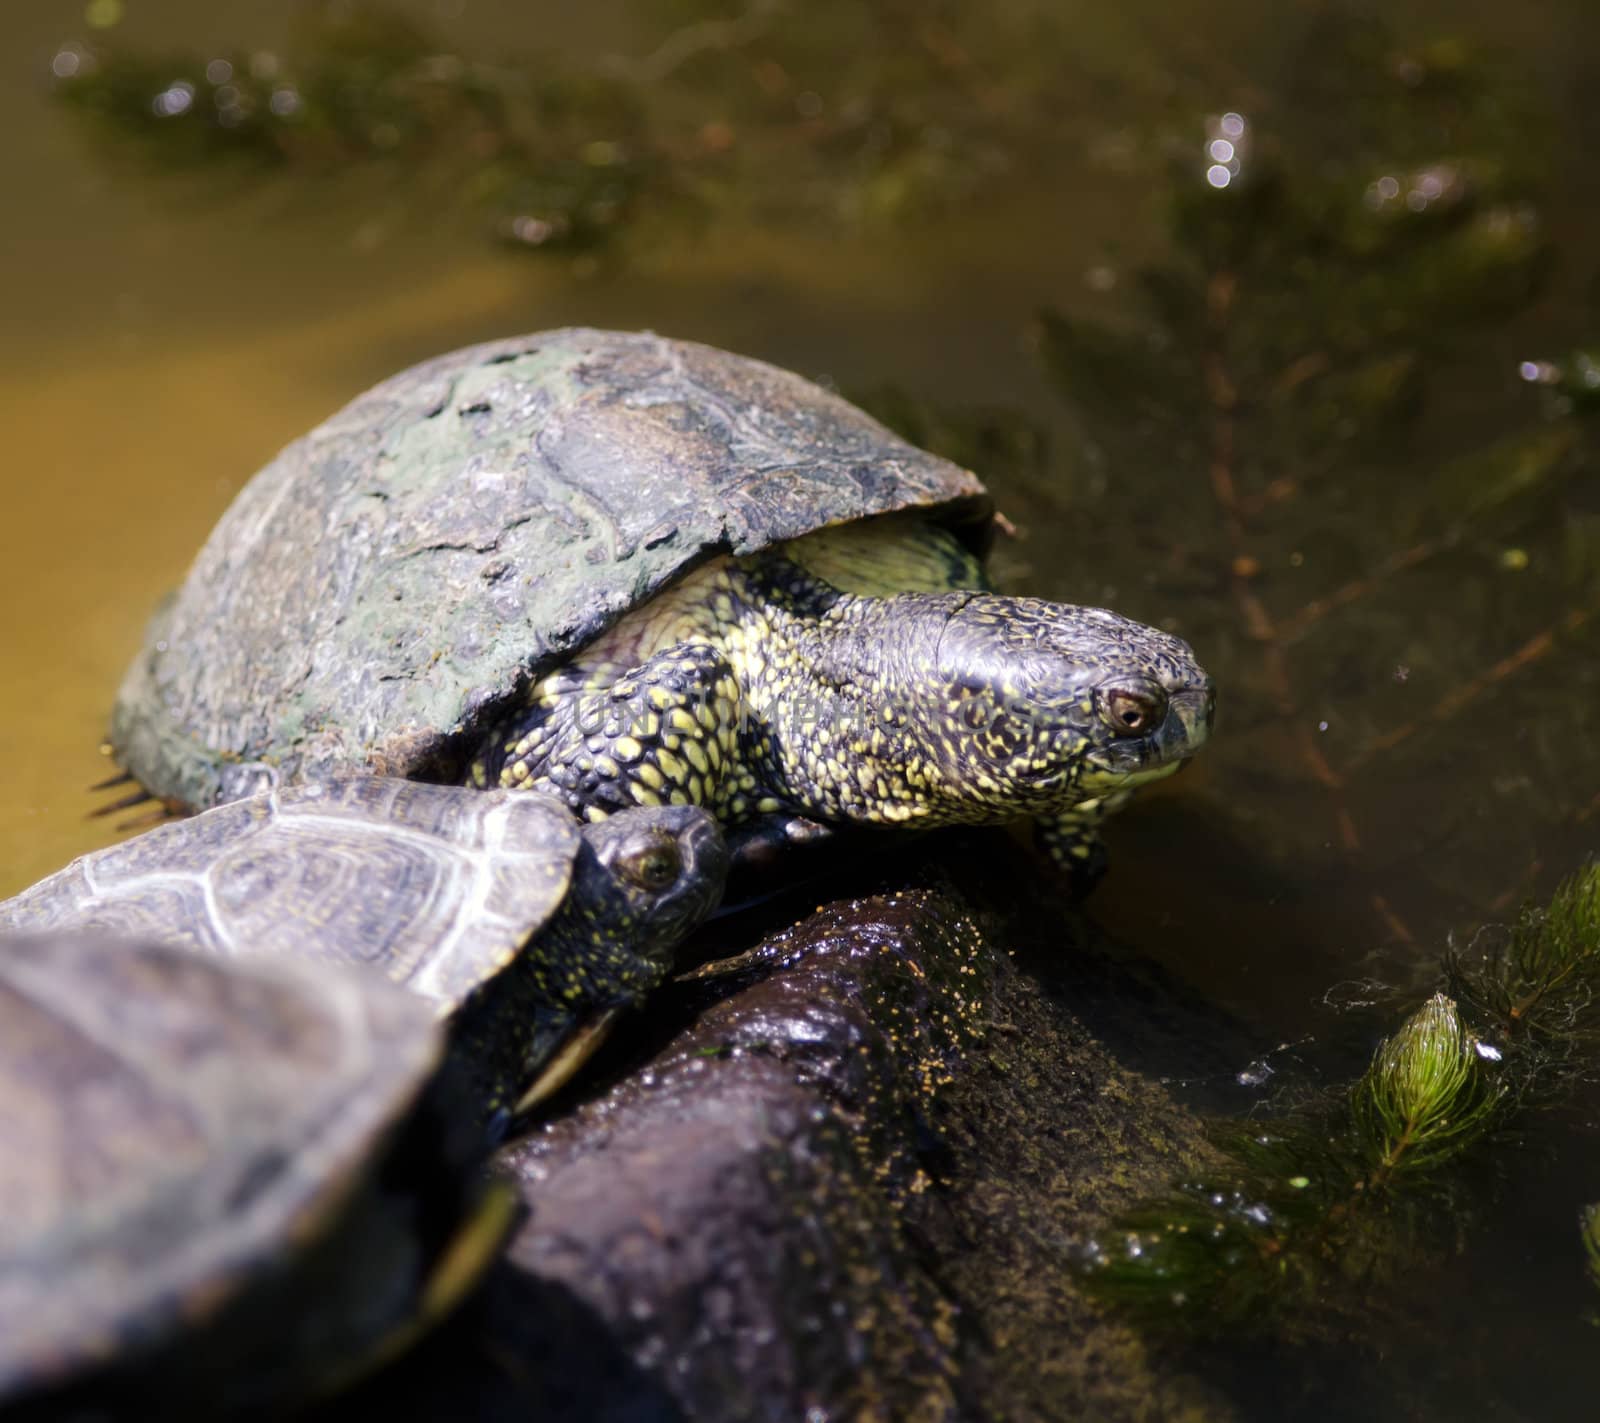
[668, 807, 730, 927]
[690, 813, 730, 890]
[1169, 680, 1216, 756]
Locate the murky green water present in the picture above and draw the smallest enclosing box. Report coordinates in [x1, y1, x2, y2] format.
[4, 0, 1598, 1415]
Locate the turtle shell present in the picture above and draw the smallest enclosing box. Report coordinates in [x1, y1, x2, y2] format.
[0, 778, 580, 1010]
[0, 929, 485, 1410]
[111, 328, 991, 811]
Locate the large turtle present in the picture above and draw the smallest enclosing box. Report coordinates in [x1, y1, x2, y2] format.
[0, 928, 513, 1417]
[3, 777, 727, 1130]
[110, 328, 1214, 893]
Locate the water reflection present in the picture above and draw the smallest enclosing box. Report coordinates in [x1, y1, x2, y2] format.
[1204, 111, 1247, 189]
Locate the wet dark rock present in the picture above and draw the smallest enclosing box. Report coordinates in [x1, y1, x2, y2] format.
[339, 838, 1250, 1422]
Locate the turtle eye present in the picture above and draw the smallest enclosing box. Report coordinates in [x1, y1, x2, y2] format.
[1102, 685, 1168, 737]
[622, 840, 682, 890]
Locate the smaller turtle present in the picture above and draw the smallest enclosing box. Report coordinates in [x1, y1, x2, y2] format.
[0, 776, 728, 1129]
[0, 929, 515, 1417]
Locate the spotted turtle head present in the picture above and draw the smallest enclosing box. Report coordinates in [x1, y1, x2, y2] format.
[922, 594, 1215, 813]
[569, 805, 729, 966]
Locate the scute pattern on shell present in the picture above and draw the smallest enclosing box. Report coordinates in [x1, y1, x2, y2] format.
[0, 779, 581, 1009]
[113, 329, 989, 811]
[0, 931, 440, 1403]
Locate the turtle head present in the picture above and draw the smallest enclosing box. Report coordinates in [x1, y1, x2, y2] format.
[572, 805, 729, 967]
[485, 805, 727, 1132]
[921, 594, 1215, 812]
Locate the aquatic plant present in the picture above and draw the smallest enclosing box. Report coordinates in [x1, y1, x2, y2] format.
[1074, 863, 1600, 1336]
[1446, 859, 1600, 1067]
[48, 0, 1105, 252]
[50, 5, 650, 252]
[1352, 993, 1504, 1179]
[1583, 1202, 1600, 1324]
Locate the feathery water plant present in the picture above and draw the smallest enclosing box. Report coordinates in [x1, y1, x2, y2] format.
[1353, 994, 1505, 1182]
[1075, 864, 1600, 1336]
[1446, 863, 1600, 1062]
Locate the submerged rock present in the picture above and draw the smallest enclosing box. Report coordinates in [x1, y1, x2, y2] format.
[335, 838, 1248, 1422]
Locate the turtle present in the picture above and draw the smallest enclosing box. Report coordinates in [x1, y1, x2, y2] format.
[2, 776, 728, 1131]
[0, 927, 515, 1417]
[109, 327, 1214, 894]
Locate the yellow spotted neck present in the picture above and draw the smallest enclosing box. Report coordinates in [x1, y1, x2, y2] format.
[474, 516, 991, 829]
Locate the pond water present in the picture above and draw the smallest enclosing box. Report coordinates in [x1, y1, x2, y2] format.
[3, 0, 1598, 1416]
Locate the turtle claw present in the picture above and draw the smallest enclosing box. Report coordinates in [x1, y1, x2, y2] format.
[1060, 841, 1109, 902]
[1034, 815, 1110, 902]
[87, 760, 183, 832]
[89, 788, 156, 819]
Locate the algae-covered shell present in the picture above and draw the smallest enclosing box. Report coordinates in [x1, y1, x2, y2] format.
[113, 328, 990, 810]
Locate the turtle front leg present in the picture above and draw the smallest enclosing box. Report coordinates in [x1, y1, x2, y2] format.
[459, 1000, 621, 1143]
[1035, 793, 1131, 900]
[487, 642, 755, 820]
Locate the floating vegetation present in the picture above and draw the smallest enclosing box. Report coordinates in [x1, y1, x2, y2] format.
[51, 6, 650, 252]
[48, 0, 1099, 253]
[1074, 864, 1600, 1336]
